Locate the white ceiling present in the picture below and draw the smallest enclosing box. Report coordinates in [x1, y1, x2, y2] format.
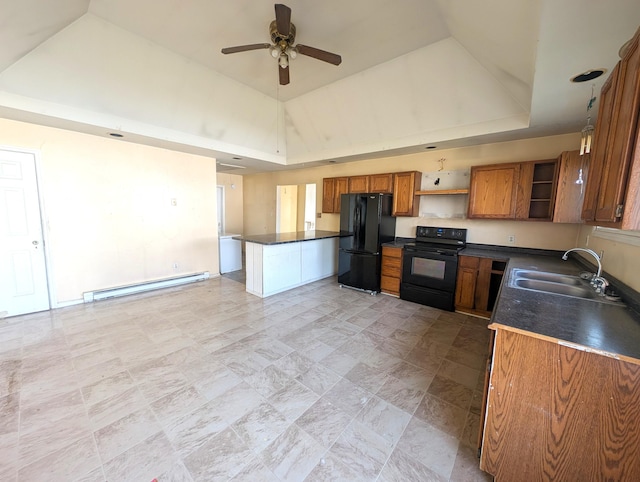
[0, 0, 639, 174]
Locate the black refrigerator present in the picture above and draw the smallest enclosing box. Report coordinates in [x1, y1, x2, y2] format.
[338, 193, 396, 293]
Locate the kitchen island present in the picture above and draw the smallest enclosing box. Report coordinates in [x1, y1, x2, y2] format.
[472, 249, 640, 481]
[234, 230, 341, 298]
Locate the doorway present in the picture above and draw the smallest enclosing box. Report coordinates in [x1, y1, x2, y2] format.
[276, 184, 317, 234]
[0, 148, 50, 317]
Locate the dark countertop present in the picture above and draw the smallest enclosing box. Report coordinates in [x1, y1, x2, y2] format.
[233, 230, 341, 245]
[382, 237, 414, 248]
[465, 245, 640, 364]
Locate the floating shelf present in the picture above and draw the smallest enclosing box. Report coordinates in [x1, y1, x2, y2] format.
[416, 188, 469, 195]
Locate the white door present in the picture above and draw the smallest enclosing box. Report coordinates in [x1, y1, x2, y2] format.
[0, 149, 49, 317]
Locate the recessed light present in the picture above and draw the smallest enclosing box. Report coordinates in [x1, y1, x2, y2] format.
[232, 157, 242, 160]
[328, 160, 336, 163]
[425, 146, 437, 150]
[109, 132, 124, 138]
[570, 69, 607, 83]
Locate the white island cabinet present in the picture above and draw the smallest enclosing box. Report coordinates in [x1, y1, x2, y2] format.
[237, 231, 340, 298]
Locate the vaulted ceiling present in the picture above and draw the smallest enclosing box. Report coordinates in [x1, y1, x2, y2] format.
[1, 0, 639, 174]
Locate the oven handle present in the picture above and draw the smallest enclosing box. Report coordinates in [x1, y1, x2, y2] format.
[403, 247, 458, 259]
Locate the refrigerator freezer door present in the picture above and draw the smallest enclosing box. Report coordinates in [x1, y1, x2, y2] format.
[338, 250, 381, 292]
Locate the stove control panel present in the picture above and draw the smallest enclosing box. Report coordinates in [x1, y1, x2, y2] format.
[415, 226, 467, 245]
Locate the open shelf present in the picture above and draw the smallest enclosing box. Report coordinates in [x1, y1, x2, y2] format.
[416, 189, 469, 195]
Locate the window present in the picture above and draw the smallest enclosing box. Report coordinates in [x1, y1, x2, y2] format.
[591, 226, 640, 247]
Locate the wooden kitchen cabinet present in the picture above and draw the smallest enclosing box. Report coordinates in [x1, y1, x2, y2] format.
[455, 255, 506, 318]
[322, 177, 348, 213]
[348, 175, 369, 193]
[553, 150, 585, 223]
[582, 26, 640, 229]
[468, 163, 521, 219]
[380, 246, 403, 296]
[392, 171, 421, 217]
[517, 159, 558, 220]
[369, 173, 394, 193]
[480, 328, 640, 481]
[468, 160, 558, 221]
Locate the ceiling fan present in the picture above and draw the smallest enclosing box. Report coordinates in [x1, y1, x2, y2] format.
[221, 4, 342, 86]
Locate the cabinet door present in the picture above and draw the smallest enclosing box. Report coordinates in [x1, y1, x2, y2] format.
[392, 171, 421, 217]
[455, 256, 479, 309]
[370, 173, 393, 193]
[349, 175, 369, 193]
[468, 164, 520, 218]
[553, 150, 585, 223]
[595, 34, 640, 223]
[582, 64, 619, 222]
[334, 177, 349, 213]
[322, 178, 336, 213]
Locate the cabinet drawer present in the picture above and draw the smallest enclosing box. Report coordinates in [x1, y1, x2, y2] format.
[382, 246, 403, 258]
[381, 275, 400, 295]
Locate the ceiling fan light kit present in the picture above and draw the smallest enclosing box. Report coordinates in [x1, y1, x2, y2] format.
[221, 4, 342, 86]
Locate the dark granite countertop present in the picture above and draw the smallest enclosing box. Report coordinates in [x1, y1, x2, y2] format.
[233, 230, 342, 245]
[466, 245, 640, 364]
[381, 237, 414, 248]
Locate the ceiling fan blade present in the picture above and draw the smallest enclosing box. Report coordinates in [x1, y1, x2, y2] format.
[275, 4, 292, 37]
[221, 43, 271, 54]
[279, 64, 290, 85]
[295, 44, 342, 65]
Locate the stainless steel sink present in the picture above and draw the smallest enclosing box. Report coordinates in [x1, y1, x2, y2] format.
[511, 278, 597, 299]
[508, 269, 624, 305]
[510, 269, 584, 285]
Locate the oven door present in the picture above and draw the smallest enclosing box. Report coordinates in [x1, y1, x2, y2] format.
[401, 247, 458, 292]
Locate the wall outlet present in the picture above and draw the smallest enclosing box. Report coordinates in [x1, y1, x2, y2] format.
[173, 263, 178, 269]
[171, 198, 177, 206]
[508, 235, 516, 244]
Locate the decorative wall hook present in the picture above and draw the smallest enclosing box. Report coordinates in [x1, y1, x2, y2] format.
[437, 158, 445, 171]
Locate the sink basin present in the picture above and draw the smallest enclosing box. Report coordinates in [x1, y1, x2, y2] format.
[508, 269, 624, 305]
[511, 278, 597, 299]
[510, 269, 584, 286]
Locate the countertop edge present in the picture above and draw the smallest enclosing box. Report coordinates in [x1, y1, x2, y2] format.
[234, 230, 342, 245]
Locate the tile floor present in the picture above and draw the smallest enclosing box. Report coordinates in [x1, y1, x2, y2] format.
[0, 275, 493, 481]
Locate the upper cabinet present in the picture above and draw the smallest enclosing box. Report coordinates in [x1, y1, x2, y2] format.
[322, 177, 348, 213]
[468, 163, 522, 219]
[392, 171, 421, 217]
[321, 171, 417, 215]
[468, 160, 558, 221]
[369, 173, 394, 193]
[348, 175, 369, 193]
[582, 26, 640, 230]
[553, 150, 585, 223]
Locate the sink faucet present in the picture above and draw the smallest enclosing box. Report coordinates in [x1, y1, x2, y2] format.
[561, 247, 602, 278]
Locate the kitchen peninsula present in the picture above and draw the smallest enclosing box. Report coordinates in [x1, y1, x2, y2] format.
[234, 230, 341, 297]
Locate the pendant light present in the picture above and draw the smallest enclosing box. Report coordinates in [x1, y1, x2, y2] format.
[579, 85, 596, 156]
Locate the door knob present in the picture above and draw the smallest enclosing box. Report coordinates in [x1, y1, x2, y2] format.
[32, 240, 39, 246]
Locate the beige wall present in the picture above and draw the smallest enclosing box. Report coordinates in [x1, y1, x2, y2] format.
[575, 225, 640, 292]
[216, 173, 244, 235]
[0, 118, 219, 304]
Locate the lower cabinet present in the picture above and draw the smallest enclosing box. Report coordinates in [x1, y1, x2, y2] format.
[480, 328, 640, 480]
[380, 246, 403, 296]
[455, 255, 506, 318]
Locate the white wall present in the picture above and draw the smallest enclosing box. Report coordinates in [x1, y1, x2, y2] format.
[0, 118, 219, 304]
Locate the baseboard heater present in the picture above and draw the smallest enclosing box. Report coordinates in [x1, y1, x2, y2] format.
[83, 272, 210, 302]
